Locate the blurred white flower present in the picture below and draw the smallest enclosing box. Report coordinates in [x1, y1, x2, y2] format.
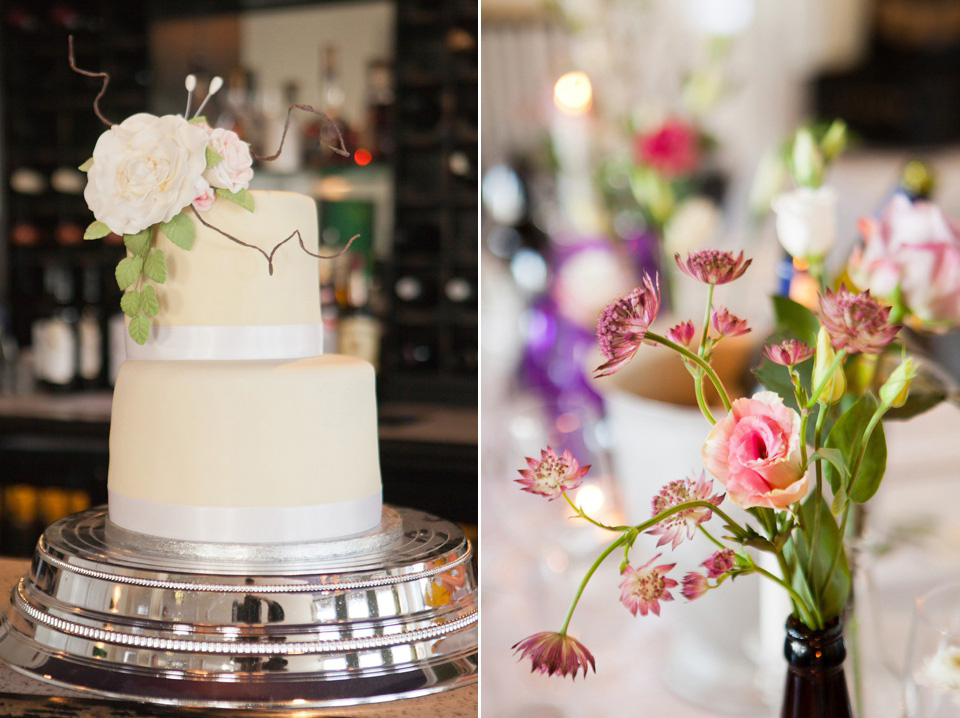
[772, 186, 837, 260]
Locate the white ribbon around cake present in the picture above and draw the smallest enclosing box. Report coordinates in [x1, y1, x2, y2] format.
[124, 323, 324, 361]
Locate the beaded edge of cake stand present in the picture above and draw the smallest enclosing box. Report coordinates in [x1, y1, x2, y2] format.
[0, 505, 478, 708]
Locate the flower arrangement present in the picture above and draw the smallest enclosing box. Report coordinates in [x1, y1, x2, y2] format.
[512, 243, 926, 680]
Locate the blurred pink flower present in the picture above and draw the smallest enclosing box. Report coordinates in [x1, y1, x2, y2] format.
[512, 631, 596, 680]
[675, 250, 752, 285]
[636, 120, 701, 177]
[702, 391, 808, 510]
[619, 554, 678, 617]
[711, 307, 751, 337]
[667, 320, 696, 347]
[647, 471, 724, 549]
[516, 446, 590, 501]
[594, 273, 661, 377]
[818, 286, 900, 354]
[764, 339, 814, 366]
[849, 194, 960, 328]
[681, 572, 709, 600]
[702, 548, 736, 578]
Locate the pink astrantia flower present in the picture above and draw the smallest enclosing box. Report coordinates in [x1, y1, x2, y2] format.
[647, 471, 724, 549]
[636, 120, 701, 177]
[619, 554, 678, 617]
[849, 194, 960, 328]
[818, 286, 901, 354]
[512, 631, 596, 680]
[702, 548, 736, 578]
[594, 273, 661, 377]
[516, 446, 590, 501]
[667, 320, 696, 347]
[675, 250, 752, 285]
[701, 391, 808, 510]
[681, 572, 709, 600]
[711, 307, 751, 337]
[764, 339, 815, 366]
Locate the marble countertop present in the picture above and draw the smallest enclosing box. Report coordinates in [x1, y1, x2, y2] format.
[0, 558, 477, 717]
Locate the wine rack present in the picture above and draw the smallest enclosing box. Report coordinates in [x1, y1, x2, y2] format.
[380, 0, 478, 406]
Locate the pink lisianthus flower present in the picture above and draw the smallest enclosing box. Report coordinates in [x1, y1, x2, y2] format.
[516, 446, 590, 501]
[619, 554, 678, 617]
[711, 307, 750, 337]
[701, 391, 808, 510]
[667, 320, 696, 347]
[512, 631, 596, 680]
[849, 194, 960, 328]
[764, 339, 814, 367]
[647, 471, 724, 549]
[818, 286, 900, 354]
[681, 572, 709, 600]
[675, 250, 752, 285]
[594, 273, 661, 377]
[702, 548, 736, 578]
[636, 120, 701, 177]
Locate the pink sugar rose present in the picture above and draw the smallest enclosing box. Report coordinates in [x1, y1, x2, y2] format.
[701, 391, 808, 510]
[191, 184, 215, 212]
[202, 127, 254, 194]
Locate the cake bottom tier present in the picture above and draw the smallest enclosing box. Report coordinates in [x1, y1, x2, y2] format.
[109, 354, 382, 543]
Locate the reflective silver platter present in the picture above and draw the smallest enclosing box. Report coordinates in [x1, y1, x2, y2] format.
[0, 506, 478, 709]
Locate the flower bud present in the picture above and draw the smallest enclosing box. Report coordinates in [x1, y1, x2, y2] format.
[880, 357, 918, 408]
[813, 326, 846, 404]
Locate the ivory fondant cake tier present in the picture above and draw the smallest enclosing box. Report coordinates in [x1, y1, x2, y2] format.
[109, 354, 382, 543]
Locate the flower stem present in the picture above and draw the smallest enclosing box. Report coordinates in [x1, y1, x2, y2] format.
[562, 492, 628, 532]
[647, 331, 733, 413]
[699, 525, 726, 550]
[805, 405, 828, 583]
[559, 533, 627, 634]
[752, 563, 819, 630]
[698, 284, 715, 358]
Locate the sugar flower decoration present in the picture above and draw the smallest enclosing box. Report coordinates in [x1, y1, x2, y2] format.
[818, 286, 900, 355]
[594, 273, 661, 377]
[84, 113, 210, 236]
[619, 554, 678, 617]
[513, 632, 596, 680]
[674, 249, 752, 286]
[647, 472, 724, 549]
[516, 446, 590, 501]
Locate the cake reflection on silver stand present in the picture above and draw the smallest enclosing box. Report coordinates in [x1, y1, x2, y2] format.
[0, 505, 477, 708]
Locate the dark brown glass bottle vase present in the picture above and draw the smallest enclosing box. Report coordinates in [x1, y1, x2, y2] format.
[780, 616, 853, 718]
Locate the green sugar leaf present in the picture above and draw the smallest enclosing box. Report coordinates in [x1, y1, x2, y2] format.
[205, 146, 223, 168]
[140, 285, 160, 317]
[216, 187, 255, 212]
[189, 115, 207, 125]
[123, 228, 152, 256]
[144, 248, 167, 284]
[78, 158, 93, 172]
[115, 256, 143, 290]
[129, 313, 151, 345]
[160, 213, 195, 250]
[84, 221, 110, 240]
[120, 289, 141, 318]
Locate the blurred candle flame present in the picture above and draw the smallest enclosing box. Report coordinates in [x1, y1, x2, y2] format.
[554, 72, 593, 116]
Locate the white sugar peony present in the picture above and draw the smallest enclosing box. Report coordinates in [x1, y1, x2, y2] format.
[84, 113, 209, 236]
[202, 127, 254, 193]
[771, 186, 837, 261]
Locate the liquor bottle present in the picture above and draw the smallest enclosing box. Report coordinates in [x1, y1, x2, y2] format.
[363, 59, 394, 161]
[77, 266, 103, 388]
[338, 262, 381, 370]
[33, 265, 78, 392]
[318, 259, 339, 354]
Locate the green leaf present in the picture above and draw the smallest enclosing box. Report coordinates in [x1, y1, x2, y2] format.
[83, 221, 110, 240]
[128, 313, 151, 345]
[772, 296, 820, 346]
[783, 493, 851, 623]
[119, 289, 141, 318]
[123, 228, 152, 256]
[140, 285, 160, 317]
[115, 256, 143, 291]
[215, 187, 255, 212]
[160, 213, 195, 250]
[189, 115, 207, 125]
[831, 483, 848, 516]
[205, 146, 223, 168]
[78, 158, 93, 172]
[811, 447, 848, 488]
[822, 394, 887, 502]
[143, 248, 167, 284]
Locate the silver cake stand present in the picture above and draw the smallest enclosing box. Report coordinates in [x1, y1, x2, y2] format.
[0, 506, 478, 709]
